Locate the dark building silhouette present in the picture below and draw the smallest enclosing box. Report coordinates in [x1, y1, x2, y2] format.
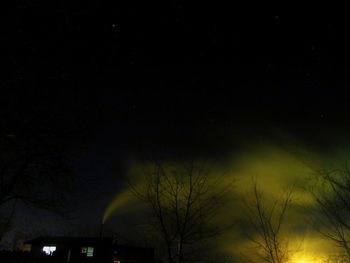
[23, 236, 154, 263]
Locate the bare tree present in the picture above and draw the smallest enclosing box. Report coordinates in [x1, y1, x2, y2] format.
[0, 87, 89, 241]
[243, 182, 293, 263]
[311, 168, 350, 258]
[0, 130, 73, 214]
[130, 161, 228, 263]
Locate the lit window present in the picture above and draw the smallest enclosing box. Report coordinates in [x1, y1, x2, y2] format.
[42, 246, 56, 256]
[87, 247, 94, 257]
[81, 246, 94, 257]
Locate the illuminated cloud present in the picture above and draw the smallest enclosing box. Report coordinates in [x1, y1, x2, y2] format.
[104, 131, 350, 262]
[102, 189, 136, 224]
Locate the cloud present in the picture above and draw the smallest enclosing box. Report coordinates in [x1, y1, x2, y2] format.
[104, 129, 350, 262]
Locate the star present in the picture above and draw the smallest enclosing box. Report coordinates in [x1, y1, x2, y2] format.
[272, 15, 280, 22]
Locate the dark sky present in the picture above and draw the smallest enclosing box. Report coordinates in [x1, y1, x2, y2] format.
[4, 6, 350, 134]
[4, 3, 350, 251]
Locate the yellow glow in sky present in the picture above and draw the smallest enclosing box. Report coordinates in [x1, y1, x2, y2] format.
[102, 189, 134, 223]
[293, 252, 325, 263]
[110, 137, 350, 262]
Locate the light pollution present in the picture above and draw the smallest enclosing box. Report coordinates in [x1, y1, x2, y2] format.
[103, 134, 350, 262]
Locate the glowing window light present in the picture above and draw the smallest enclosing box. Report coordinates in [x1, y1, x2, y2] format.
[42, 246, 56, 255]
[87, 247, 94, 257]
[82, 246, 94, 257]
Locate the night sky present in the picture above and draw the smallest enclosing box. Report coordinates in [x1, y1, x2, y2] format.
[3, 3, 350, 261]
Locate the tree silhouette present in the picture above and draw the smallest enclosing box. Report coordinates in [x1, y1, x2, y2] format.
[1, 0, 96, 240]
[0, 87, 88, 240]
[311, 168, 350, 257]
[130, 161, 228, 263]
[243, 181, 293, 263]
